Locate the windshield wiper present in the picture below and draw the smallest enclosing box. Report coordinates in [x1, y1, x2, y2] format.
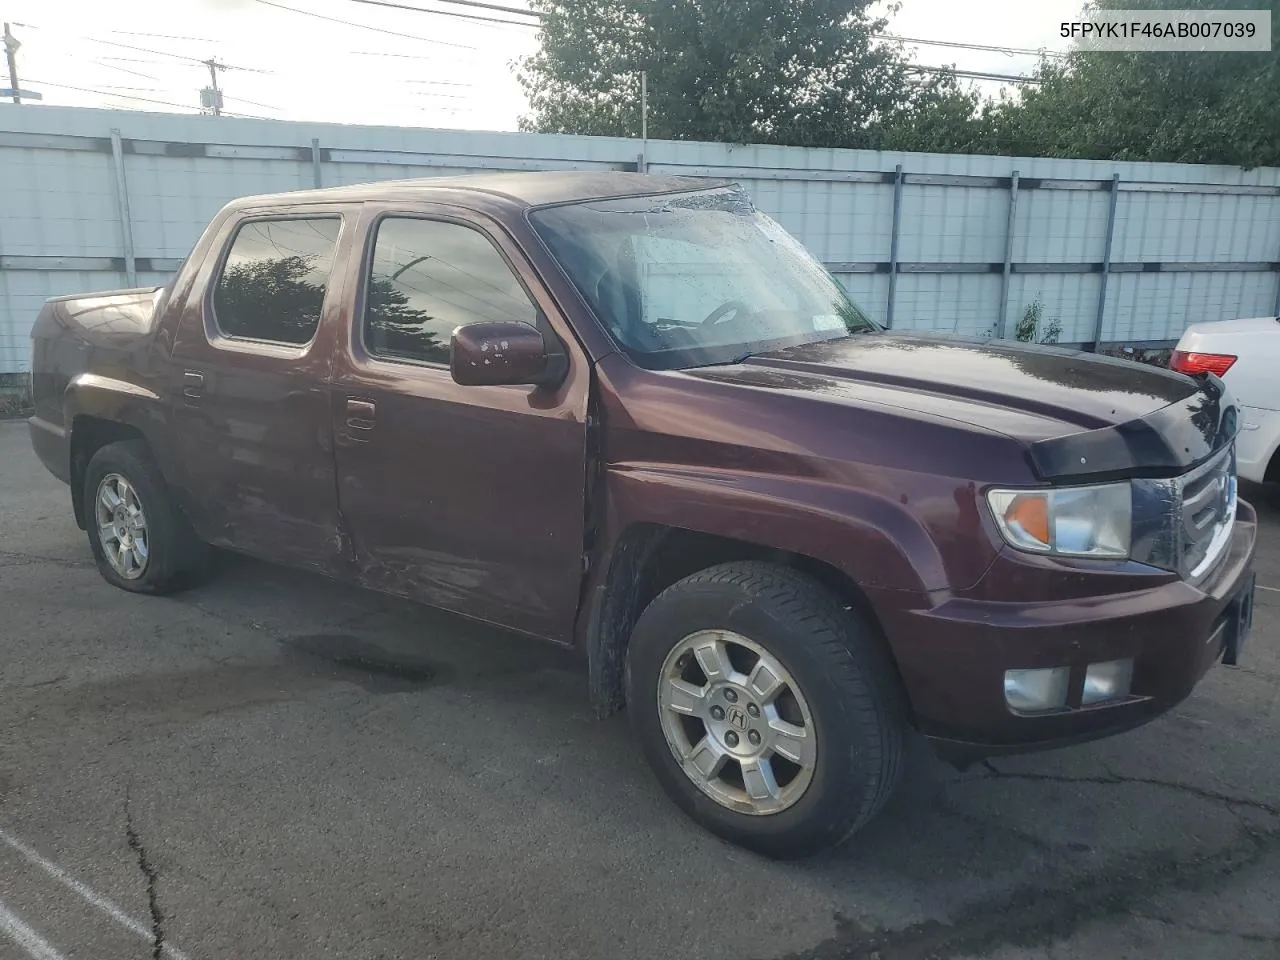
[703, 351, 757, 367]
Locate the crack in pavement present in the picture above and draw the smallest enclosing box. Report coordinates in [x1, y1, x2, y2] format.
[0, 549, 93, 570]
[1135, 913, 1280, 944]
[979, 760, 1280, 817]
[777, 767, 1280, 959]
[783, 823, 1279, 959]
[124, 790, 166, 960]
[931, 789, 1072, 857]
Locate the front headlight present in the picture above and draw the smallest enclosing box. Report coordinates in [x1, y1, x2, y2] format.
[986, 483, 1131, 558]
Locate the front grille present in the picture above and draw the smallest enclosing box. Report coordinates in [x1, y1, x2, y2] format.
[1177, 445, 1237, 581]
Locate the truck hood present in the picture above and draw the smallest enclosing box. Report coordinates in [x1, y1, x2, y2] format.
[686, 333, 1237, 481]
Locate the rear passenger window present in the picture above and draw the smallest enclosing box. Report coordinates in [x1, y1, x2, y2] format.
[365, 218, 538, 365]
[212, 217, 341, 345]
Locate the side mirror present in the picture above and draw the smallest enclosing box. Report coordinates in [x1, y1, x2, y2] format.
[449, 321, 561, 387]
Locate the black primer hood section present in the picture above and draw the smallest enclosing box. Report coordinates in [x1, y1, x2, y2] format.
[1029, 372, 1239, 482]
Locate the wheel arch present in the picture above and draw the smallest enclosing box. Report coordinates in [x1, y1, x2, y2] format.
[68, 416, 149, 529]
[64, 374, 170, 529]
[582, 523, 910, 720]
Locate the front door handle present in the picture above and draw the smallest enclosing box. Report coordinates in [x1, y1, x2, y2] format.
[183, 370, 204, 400]
[346, 398, 376, 431]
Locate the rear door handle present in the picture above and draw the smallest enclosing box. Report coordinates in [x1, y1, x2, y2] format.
[346, 398, 376, 431]
[183, 370, 204, 400]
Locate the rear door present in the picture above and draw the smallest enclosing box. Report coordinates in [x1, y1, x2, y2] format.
[169, 206, 351, 573]
[329, 203, 590, 643]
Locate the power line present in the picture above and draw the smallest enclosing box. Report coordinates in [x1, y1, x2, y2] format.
[346, 0, 539, 27]
[22, 22, 274, 72]
[352, 49, 438, 58]
[254, 0, 476, 50]
[389, 0, 538, 17]
[25, 77, 276, 118]
[224, 94, 280, 111]
[76, 35, 208, 64]
[90, 59, 162, 81]
[22, 77, 199, 110]
[110, 29, 220, 43]
[884, 33, 1068, 60]
[905, 64, 1043, 85]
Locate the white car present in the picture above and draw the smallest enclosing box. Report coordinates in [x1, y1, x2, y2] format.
[1173, 315, 1280, 483]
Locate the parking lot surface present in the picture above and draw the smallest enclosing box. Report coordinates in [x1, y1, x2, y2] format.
[0, 418, 1277, 960]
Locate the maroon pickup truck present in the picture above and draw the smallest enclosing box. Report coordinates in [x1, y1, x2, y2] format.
[28, 172, 1256, 858]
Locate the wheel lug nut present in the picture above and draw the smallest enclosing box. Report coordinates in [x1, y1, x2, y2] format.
[724, 689, 738, 703]
[747, 730, 761, 746]
[710, 705, 726, 721]
[725, 731, 739, 748]
[747, 703, 760, 718]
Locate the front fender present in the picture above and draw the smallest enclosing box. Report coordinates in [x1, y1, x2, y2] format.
[603, 464, 946, 595]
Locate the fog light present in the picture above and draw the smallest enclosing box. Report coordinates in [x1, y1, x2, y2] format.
[1083, 659, 1134, 705]
[1004, 667, 1070, 713]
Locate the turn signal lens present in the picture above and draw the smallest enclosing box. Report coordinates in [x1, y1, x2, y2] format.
[987, 483, 1131, 558]
[1170, 350, 1237, 377]
[1003, 494, 1050, 548]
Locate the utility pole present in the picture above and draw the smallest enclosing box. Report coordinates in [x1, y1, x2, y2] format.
[200, 58, 224, 116]
[4, 23, 20, 105]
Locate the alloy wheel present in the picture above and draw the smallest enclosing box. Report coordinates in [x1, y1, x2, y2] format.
[656, 629, 817, 816]
[94, 473, 150, 580]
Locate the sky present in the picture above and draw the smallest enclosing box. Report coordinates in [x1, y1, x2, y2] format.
[1, 0, 1089, 132]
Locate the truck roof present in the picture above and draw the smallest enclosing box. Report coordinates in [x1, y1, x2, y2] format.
[230, 170, 729, 213]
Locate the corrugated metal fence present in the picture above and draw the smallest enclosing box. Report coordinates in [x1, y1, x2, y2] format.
[2, 103, 1279, 375]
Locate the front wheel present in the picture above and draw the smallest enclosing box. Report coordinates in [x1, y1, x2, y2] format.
[627, 562, 906, 859]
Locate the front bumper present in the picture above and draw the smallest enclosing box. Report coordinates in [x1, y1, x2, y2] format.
[876, 500, 1257, 760]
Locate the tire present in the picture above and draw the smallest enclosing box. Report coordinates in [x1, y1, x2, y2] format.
[626, 561, 906, 859]
[83, 439, 206, 595]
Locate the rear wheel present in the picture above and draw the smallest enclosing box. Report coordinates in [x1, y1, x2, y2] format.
[627, 562, 906, 859]
[83, 440, 205, 594]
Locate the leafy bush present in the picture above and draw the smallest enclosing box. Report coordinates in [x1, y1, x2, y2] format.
[1013, 298, 1062, 345]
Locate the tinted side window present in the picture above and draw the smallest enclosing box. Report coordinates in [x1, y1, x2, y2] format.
[212, 218, 341, 345]
[365, 218, 538, 365]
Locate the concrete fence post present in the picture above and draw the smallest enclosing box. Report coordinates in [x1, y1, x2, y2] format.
[995, 170, 1019, 338]
[108, 129, 137, 288]
[1091, 174, 1122, 351]
[885, 163, 904, 329]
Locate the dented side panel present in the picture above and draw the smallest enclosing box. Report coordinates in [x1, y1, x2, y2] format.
[327, 201, 593, 645]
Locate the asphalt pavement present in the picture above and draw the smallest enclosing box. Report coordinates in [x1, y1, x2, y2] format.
[0, 418, 1277, 960]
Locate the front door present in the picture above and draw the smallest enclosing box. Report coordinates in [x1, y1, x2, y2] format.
[330, 207, 589, 643]
[169, 209, 349, 573]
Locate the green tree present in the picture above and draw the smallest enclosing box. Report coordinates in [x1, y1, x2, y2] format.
[987, 0, 1280, 167]
[517, 0, 981, 150]
[880, 73, 994, 154]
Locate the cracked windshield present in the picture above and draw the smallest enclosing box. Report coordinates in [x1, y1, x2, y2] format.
[532, 187, 877, 369]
